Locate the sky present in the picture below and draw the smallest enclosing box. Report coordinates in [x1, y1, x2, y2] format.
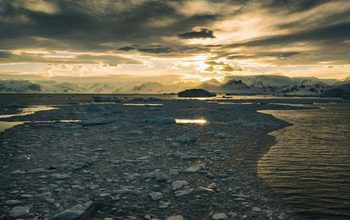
[0, 0, 350, 84]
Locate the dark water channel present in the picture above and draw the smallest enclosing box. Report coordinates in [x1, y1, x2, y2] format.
[258, 103, 350, 219]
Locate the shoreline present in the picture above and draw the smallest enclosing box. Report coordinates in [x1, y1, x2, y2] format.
[0, 99, 307, 219]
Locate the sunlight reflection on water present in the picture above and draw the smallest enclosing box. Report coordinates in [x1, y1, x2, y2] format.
[175, 119, 207, 124]
[258, 103, 350, 220]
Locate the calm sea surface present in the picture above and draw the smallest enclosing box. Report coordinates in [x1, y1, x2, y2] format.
[258, 103, 350, 220]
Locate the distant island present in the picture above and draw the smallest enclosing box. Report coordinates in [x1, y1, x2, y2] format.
[178, 89, 216, 97]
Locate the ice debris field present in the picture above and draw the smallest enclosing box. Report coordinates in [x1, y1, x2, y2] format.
[1, 97, 347, 219]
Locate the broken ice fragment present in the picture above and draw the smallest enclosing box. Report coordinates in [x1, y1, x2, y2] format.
[51, 173, 71, 179]
[13, 154, 31, 161]
[5, 200, 22, 205]
[53, 201, 93, 220]
[155, 172, 169, 181]
[252, 207, 261, 212]
[9, 205, 32, 218]
[216, 132, 227, 138]
[172, 180, 189, 190]
[175, 187, 193, 197]
[175, 133, 197, 143]
[158, 201, 171, 208]
[212, 213, 228, 219]
[10, 170, 26, 174]
[166, 215, 184, 220]
[149, 192, 163, 200]
[184, 163, 206, 173]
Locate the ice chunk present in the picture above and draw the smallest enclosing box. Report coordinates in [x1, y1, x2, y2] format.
[155, 172, 169, 181]
[216, 132, 227, 138]
[51, 173, 71, 179]
[159, 201, 171, 208]
[169, 169, 179, 176]
[212, 213, 228, 219]
[175, 133, 197, 143]
[149, 192, 163, 200]
[252, 207, 261, 212]
[10, 170, 26, 174]
[5, 200, 21, 205]
[175, 187, 193, 197]
[184, 163, 206, 173]
[86, 104, 104, 112]
[13, 154, 31, 161]
[172, 180, 189, 190]
[53, 201, 93, 220]
[46, 184, 58, 191]
[167, 216, 183, 220]
[9, 205, 32, 218]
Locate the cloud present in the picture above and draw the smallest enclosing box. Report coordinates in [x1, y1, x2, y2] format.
[178, 28, 216, 39]
[219, 65, 246, 72]
[227, 52, 300, 60]
[0, 0, 349, 79]
[0, 52, 143, 66]
[204, 60, 225, 65]
[203, 66, 215, 72]
[117, 46, 135, 52]
[11, 0, 59, 14]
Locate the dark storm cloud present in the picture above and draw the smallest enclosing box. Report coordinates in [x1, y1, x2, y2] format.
[204, 60, 225, 65]
[0, 51, 13, 58]
[0, 52, 143, 66]
[137, 47, 174, 54]
[178, 28, 216, 39]
[117, 46, 135, 52]
[227, 52, 300, 60]
[262, 0, 334, 14]
[0, 0, 219, 53]
[225, 22, 350, 49]
[0, 0, 349, 66]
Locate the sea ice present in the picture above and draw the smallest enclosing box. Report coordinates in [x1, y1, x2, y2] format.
[51, 173, 71, 179]
[172, 180, 189, 190]
[158, 201, 171, 208]
[5, 200, 21, 205]
[149, 192, 163, 200]
[166, 215, 184, 220]
[175, 187, 193, 197]
[86, 104, 105, 112]
[184, 163, 206, 172]
[216, 132, 228, 138]
[9, 205, 32, 218]
[212, 213, 228, 219]
[13, 154, 31, 161]
[175, 133, 197, 143]
[52, 201, 93, 220]
[10, 169, 26, 174]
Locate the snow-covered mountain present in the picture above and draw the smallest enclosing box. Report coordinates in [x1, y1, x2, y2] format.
[0, 75, 349, 97]
[0, 79, 42, 92]
[321, 82, 350, 97]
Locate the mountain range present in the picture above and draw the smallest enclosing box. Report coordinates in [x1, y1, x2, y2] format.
[1, 75, 350, 97]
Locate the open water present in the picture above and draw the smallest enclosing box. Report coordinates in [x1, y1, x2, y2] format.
[258, 103, 350, 220]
